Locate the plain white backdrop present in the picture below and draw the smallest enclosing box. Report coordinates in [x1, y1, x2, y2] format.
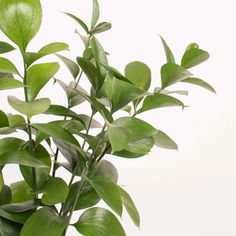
[1, 0, 236, 235]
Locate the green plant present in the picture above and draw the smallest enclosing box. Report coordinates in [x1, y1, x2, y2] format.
[0, 0, 215, 235]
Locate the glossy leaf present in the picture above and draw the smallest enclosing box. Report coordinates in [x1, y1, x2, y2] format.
[181, 77, 216, 93]
[154, 130, 178, 150]
[181, 48, 209, 69]
[105, 75, 146, 112]
[0, 57, 19, 75]
[57, 54, 80, 79]
[91, 22, 112, 34]
[0, 77, 24, 90]
[119, 187, 140, 227]
[77, 57, 100, 90]
[8, 96, 51, 117]
[74, 207, 126, 236]
[0, 138, 25, 155]
[38, 42, 69, 54]
[107, 117, 156, 156]
[0, 209, 32, 224]
[103, 64, 130, 82]
[10, 181, 34, 203]
[32, 123, 84, 156]
[20, 144, 51, 190]
[0, 151, 49, 168]
[40, 177, 69, 205]
[125, 61, 151, 91]
[160, 36, 175, 63]
[26, 63, 59, 101]
[64, 12, 89, 34]
[0, 218, 22, 235]
[0, 0, 42, 51]
[88, 176, 123, 216]
[1, 200, 36, 213]
[20, 207, 67, 236]
[161, 63, 192, 89]
[0, 110, 8, 128]
[91, 0, 100, 29]
[138, 93, 184, 114]
[91, 37, 108, 80]
[0, 185, 12, 205]
[0, 41, 15, 54]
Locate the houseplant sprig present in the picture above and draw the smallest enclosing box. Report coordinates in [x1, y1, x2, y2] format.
[0, 0, 215, 235]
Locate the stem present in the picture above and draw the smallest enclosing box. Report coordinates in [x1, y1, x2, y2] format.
[81, 112, 94, 149]
[62, 125, 106, 235]
[0, 218, 5, 236]
[22, 56, 37, 199]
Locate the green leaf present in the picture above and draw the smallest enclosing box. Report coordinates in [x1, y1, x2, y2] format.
[10, 181, 34, 203]
[103, 64, 130, 82]
[161, 63, 192, 89]
[8, 96, 51, 117]
[181, 77, 216, 93]
[91, 22, 112, 34]
[24, 43, 69, 66]
[57, 54, 80, 79]
[88, 176, 123, 216]
[20, 144, 51, 190]
[0, 138, 25, 155]
[0, 151, 49, 168]
[91, 0, 100, 29]
[125, 61, 151, 91]
[77, 57, 100, 90]
[0, 209, 32, 224]
[1, 200, 36, 213]
[0, 185, 12, 206]
[0, 41, 15, 54]
[0, 218, 22, 235]
[0, 0, 42, 51]
[74, 207, 126, 236]
[0, 110, 8, 128]
[56, 80, 88, 108]
[40, 177, 69, 205]
[119, 187, 140, 227]
[159, 36, 175, 63]
[95, 160, 118, 183]
[154, 130, 178, 150]
[38, 42, 69, 54]
[138, 93, 184, 114]
[154, 87, 189, 96]
[181, 48, 209, 69]
[91, 37, 108, 80]
[105, 75, 146, 112]
[26, 63, 59, 101]
[107, 117, 156, 156]
[64, 12, 89, 34]
[32, 123, 84, 156]
[0, 57, 19, 75]
[0, 77, 24, 90]
[20, 207, 67, 236]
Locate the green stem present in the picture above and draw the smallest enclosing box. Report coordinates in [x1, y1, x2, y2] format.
[0, 218, 5, 236]
[62, 124, 106, 235]
[22, 56, 37, 199]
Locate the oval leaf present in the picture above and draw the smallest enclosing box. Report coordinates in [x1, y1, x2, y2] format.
[0, 0, 42, 51]
[0, 77, 24, 90]
[91, 0, 100, 29]
[161, 63, 192, 89]
[125, 61, 151, 91]
[26, 62, 59, 101]
[74, 207, 126, 236]
[20, 207, 67, 236]
[40, 177, 69, 205]
[88, 176, 123, 216]
[181, 48, 209, 69]
[8, 96, 51, 117]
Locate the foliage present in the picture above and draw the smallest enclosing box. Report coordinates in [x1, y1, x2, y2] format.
[0, 0, 214, 235]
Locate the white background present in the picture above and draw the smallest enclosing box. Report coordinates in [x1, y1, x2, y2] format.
[1, 0, 236, 235]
